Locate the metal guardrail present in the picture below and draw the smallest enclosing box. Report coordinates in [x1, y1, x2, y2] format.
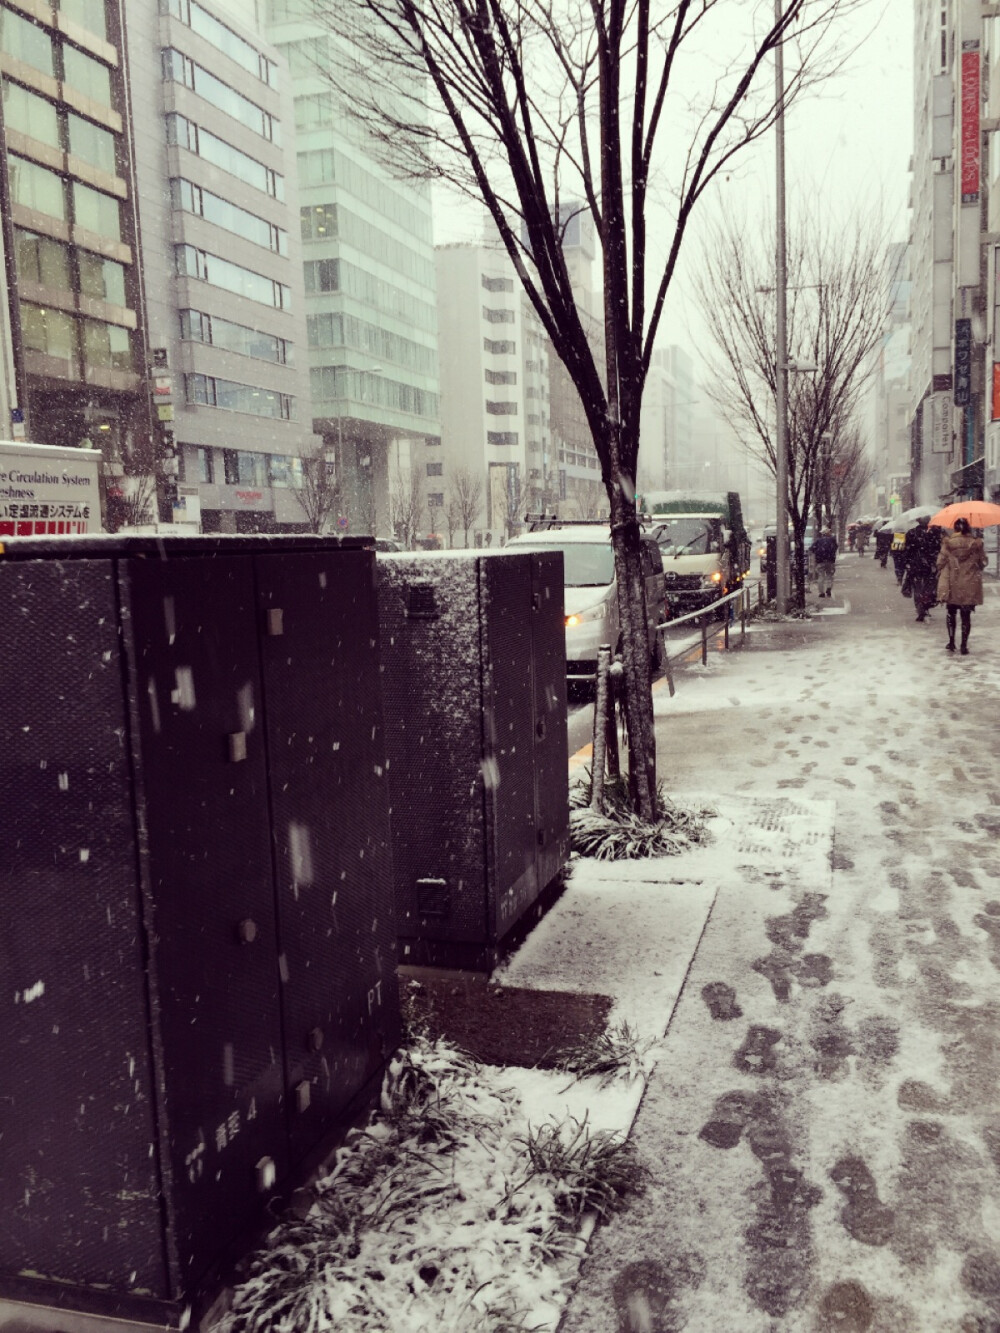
[654, 578, 766, 697]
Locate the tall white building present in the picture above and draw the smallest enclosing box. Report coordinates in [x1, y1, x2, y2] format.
[908, 0, 1000, 503]
[873, 243, 913, 512]
[434, 242, 549, 542]
[638, 345, 695, 497]
[126, 0, 312, 531]
[264, 1, 441, 539]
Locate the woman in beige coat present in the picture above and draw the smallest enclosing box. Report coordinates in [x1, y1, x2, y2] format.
[935, 517, 988, 654]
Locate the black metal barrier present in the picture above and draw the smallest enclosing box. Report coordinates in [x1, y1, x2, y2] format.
[0, 535, 400, 1325]
[378, 550, 569, 971]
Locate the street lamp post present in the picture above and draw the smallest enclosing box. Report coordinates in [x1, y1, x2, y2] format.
[773, 0, 790, 614]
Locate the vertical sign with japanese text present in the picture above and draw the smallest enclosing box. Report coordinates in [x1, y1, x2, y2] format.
[961, 42, 980, 203]
[955, 319, 972, 407]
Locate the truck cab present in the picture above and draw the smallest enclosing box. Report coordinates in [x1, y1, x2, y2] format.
[642, 490, 750, 617]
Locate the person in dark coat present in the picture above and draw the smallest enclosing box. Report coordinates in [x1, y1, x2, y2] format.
[903, 515, 942, 621]
[811, 528, 838, 598]
[874, 522, 893, 568]
[936, 517, 988, 653]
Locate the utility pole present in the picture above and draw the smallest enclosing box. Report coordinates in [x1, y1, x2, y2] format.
[773, 0, 789, 614]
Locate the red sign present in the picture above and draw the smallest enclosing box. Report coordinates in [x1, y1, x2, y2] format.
[962, 46, 980, 202]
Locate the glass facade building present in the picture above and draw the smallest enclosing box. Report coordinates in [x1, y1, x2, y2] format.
[264, 2, 440, 538]
[0, 0, 145, 471]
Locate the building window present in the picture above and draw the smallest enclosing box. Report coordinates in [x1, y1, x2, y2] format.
[81, 319, 132, 370]
[300, 203, 337, 240]
[487, 431, 518, 446]
[303, 257, 339, 292]
[162, 49, 280, 142]
[2, 82, 60, 149]
[15, 230, 71, 290]
[481, 274, 514, 292]
[78, 250, 127, 306]
[194, 446, 213, 483]
[427, 492, 443, 507]
[175, 244, 291, 309]
[0, 9, 54, 75]
[186, 373, 294, 420]
[180, 309, 290, 363]
[60, 0, 108, 39]
[21, 303, 76, 362]
[73, 182, 121, 240]
[166, 113, 284, 199]
[160, 0, 278, 87]
[63, 45, 113, 107]
[8, 156, 66, 220]
[68, 113, 117, 175]
[486, 401, 518, 415]
[426, 462, 443, 477]
[483, 306, 515, 324]
[268, 454, 303, 488]
[485, 369, 517, 385]
[484, 338, 515, 354]
[171, 178, 287, 253]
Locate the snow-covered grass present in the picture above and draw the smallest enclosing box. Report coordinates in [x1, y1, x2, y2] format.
[568, 770, 714, 860]
[216, 1041, 644, 1333]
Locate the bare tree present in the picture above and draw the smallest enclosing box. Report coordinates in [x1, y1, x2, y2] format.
[390, 459, 425, 548]
[570, 488, 609, 522]
[448, 467, 484, 546]
[318, 0, 862, 817]
[501, 463, 524, 540]
[820, 422, 874, 541]
[698, 209, 888, 607]
[298, 445, 341, 534]
[444, 494, 460, 548]
[105, 471, 157, 531]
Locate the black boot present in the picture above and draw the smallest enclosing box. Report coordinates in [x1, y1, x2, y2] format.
[946, 636, 956, 652]
[960, 635, 969, 655]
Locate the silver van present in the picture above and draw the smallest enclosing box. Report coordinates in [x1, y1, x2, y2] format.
[506, 524, 667, 684]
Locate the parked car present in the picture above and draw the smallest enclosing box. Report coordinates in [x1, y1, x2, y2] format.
[505, 524, 668, 685]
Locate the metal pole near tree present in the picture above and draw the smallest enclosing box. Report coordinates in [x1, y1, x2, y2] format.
[774, 0, 790, 615]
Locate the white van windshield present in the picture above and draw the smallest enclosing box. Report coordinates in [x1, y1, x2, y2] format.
[513, 542, 615, 587]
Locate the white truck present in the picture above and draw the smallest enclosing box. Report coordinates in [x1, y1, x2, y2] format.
[642, 489, 751, 616]
[0, 440, 102, 538]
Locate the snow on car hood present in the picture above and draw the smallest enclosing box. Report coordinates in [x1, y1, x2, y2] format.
[563, 583, 614, 614]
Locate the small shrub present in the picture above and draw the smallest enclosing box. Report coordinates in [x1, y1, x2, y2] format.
[513, 1114, 645, 1225]
[552, 1020, 654, 1087]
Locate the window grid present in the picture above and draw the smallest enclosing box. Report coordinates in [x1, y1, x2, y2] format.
[186, 373, 294, 419]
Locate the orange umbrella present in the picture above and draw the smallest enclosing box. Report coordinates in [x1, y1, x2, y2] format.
[929, 500, 1000, 529]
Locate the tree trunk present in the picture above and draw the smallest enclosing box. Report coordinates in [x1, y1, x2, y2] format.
[608, 485, 657, 821]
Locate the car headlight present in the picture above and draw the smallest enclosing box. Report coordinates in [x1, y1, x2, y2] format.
[702, 571, 723, 588]
[565, 600, 609, 628]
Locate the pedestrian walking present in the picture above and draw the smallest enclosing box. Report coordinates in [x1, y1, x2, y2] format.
[874, 522, 893, 568]
[902, 515, 941, 621]
[811, 528, 838, 599]
[935, 516, 988, 654]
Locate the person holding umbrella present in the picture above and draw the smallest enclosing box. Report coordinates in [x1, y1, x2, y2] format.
[933, 508, 993, 653]
[903, 514, 942, 622]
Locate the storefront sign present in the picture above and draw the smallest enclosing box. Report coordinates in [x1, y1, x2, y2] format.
[0, 441, 101, 535]
[954, 320, 972, 407]
[962, 43, 981, 203]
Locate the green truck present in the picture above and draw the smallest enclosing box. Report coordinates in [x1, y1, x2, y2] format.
[640, 490, 752, 616]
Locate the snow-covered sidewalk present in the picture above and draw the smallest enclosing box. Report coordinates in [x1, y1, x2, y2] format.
[560, 556, 1000, 1331]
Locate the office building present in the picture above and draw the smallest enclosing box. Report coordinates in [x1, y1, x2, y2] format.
[435, 241, 549, 543]
[125, 0, 312, 531]
[264, 2, 440, 540]
[0, 0, 147, 493]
